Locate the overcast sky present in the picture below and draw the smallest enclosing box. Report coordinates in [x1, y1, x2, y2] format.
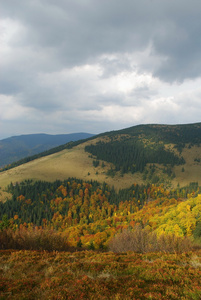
[1, 0, 201, 139]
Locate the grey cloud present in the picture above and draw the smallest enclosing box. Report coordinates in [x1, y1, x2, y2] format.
[151, 1, 201, 82]
[1, 0, 201, 81]
[129, 86, 157, 100]
[99, 56, 134, 78]
[92, 94, 123, 107]
[0, 1, 156, 67]
[1, 0, 201, 139]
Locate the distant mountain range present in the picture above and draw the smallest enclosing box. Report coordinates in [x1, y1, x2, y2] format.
[0, 133, 94, 167]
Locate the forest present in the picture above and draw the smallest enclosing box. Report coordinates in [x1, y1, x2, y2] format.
[85, 138, 185, 174]
[84, 123, 201, 175]
[1, 178, 201, 250]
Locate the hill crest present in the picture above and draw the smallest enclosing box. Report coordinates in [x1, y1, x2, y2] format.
[0, 132, 94, 168]
[1, 123, 201, 191]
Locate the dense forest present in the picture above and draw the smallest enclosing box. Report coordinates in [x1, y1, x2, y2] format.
[1, 178, 201, 249]
[85, 138, 185, 174]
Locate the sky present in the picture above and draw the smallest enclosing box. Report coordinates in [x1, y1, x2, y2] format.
[1, 0, 201, 140]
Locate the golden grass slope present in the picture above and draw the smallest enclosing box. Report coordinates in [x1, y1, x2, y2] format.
[0, 137, 201, 196]
[0, 138, 143, 192]
[173, 145, 201, 186]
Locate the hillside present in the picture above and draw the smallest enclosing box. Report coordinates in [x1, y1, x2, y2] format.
[1, 124, 201, 299]
[0, 177, 201, 252]
[1, 123, 201, 191]
[0, 177, 200, 241]
[0, 132, 94, 168]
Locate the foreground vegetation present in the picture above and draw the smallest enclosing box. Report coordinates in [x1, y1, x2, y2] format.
[0, 222, 200, 299]
[1, 178, 201, 298]
[1, 249, 201, 299]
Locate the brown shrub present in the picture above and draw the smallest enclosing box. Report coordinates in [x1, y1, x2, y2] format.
[0, 228, 73, 251]
[156, 233, 192, 253]
[108, 225, 193, 253]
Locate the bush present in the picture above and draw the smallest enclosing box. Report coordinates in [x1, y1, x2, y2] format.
[93, 160, 99, 167]
[157, 233, 192, 253]
[108, 225, 193, 253]
[0, 228, 73, 251]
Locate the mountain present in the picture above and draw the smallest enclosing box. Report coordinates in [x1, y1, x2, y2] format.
[1, 124, 201, 299]
[0, 133, 94, 168]
[1, 122, 201, 190]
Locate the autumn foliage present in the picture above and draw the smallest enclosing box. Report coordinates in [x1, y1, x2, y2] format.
[1, 249, 201, 299]
[1, 179, 201, 298]
[0, 227, 73, 251]
[1, 179, 201, 251]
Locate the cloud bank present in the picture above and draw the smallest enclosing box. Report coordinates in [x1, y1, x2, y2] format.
[1, 0, 201, 139]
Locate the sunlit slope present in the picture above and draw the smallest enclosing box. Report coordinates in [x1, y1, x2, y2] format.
[1, 123, 201, 191]
[0, 139, 142, 190]
[0, 138, 201, 191]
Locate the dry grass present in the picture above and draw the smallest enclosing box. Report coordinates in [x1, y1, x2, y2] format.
[173, 145, 201, 187]
[0, 140, 201, 193]
[0, 139, 144, 191]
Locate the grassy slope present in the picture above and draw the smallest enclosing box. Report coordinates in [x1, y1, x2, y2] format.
[0, 138, 143, 191]
[0, 138, 201, 194]
[1, 123, 201, 197]
[173, 145, 201, 186]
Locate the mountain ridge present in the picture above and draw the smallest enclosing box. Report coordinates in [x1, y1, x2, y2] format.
[1, 122, 201, 190]
[0, 132, 94, 168]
